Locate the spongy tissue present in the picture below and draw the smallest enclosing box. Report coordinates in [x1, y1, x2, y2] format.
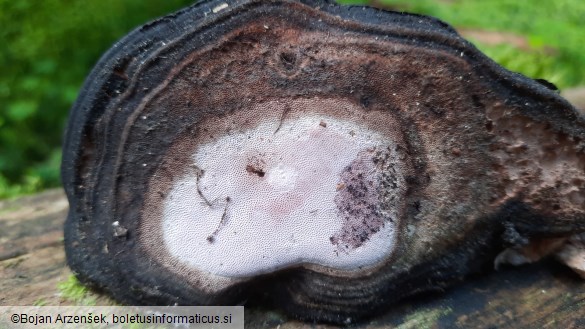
[162, 114, 399, 277]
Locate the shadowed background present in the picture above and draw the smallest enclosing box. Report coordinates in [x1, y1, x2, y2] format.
[1, 0, 584, 199]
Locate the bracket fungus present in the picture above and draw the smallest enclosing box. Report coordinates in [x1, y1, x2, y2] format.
[62, 0, 585, 324]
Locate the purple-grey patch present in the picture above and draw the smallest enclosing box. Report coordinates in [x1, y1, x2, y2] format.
[332, 147, 401, 250]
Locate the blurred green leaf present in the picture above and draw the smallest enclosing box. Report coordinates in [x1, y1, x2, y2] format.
[0, 0, 194, 199]
[527, 35, 545, 49]
[7, 100, 37, 121]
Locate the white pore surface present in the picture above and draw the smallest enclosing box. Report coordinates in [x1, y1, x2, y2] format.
[162, 115, 397, 277]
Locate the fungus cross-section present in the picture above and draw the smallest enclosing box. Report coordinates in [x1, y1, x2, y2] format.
[160, 106, 405, 277]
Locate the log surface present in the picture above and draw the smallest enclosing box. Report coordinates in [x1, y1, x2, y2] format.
[0, 189, 70, 306]
[1, 188, 584, 328]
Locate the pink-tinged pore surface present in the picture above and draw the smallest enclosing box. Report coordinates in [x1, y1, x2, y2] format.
[152, 99, 407, 278]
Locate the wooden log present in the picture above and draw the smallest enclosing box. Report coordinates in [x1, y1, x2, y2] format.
[563, 87, 585, 114]
[1, 188, 584, 328]
[0, 189, 71, 306]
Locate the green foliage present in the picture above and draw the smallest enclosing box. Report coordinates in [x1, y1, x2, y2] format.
[396, 307, 453, 329]
[338, 0, 585, 89]
[57, 274, 97, 305]
[0, 0, 193, 199]
[1, 0, 584, 199]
